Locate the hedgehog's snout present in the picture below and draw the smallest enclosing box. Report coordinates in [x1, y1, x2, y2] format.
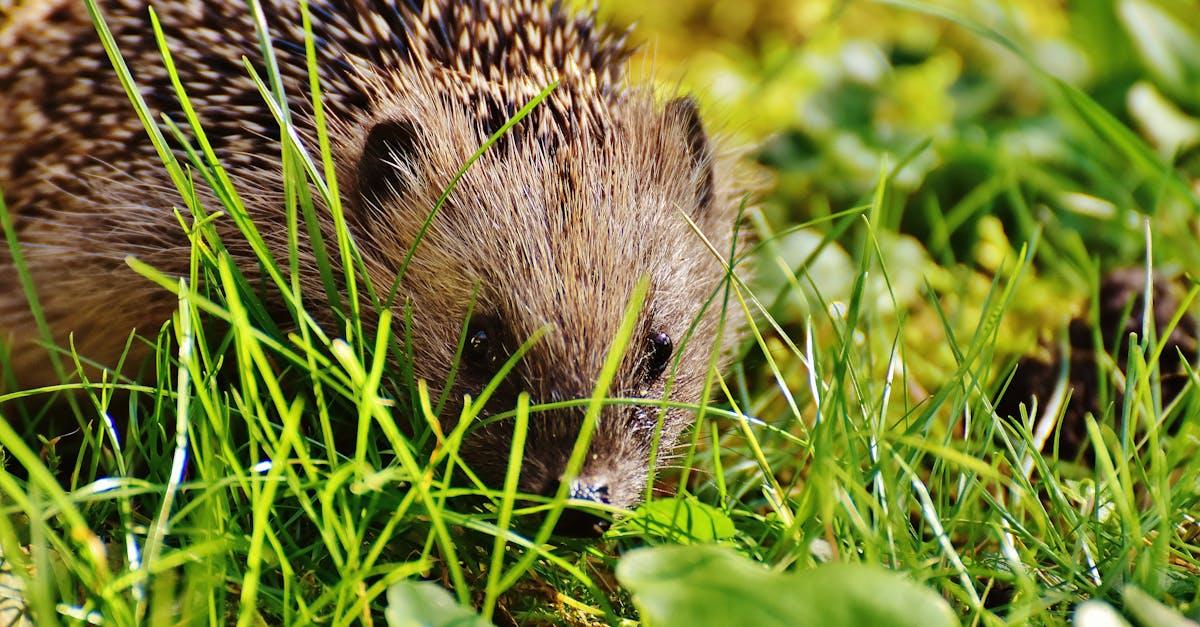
[549, 478, 612, 537]
[512, 405, 643, 536]
[568, 479, 610, 504]
[532, 468, 612, 504]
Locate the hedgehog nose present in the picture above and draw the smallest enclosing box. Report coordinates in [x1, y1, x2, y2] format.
[550, 480, 611, 537]
[569, 481, 610, 504]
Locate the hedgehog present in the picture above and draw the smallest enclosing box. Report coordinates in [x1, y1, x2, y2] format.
[0, 0, 748, 530]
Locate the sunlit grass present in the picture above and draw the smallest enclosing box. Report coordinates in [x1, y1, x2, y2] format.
[1, 0, 1199, 625]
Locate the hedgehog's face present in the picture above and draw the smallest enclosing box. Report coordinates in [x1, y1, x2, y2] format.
[348, 93, 742, 531]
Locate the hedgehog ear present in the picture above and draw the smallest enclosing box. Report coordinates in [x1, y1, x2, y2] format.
[356, 118, 420, 210]
[666, 96, 715, 217]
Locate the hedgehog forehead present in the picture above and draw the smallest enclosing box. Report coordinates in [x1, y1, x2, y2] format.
[359, 74, 716, 358]
[420, 129, 707, 372]
[355, 86, 708, 328]
[447, 122, 701, 282]
[449, 97, 697, 222]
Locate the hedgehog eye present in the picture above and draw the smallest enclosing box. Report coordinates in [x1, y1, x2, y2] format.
[644, 331, 673, 382]
[463, 317, 501, 372]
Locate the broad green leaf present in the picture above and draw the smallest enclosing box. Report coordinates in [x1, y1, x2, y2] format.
[617, 545, 959, 627]
[626, 497, 736, 542]
[385, 581, 492, 627]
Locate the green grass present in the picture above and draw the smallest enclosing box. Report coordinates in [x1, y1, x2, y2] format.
[2, 0, 1200, 625]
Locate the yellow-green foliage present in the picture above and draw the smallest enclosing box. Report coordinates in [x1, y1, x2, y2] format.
[595, 0, 1200, 407]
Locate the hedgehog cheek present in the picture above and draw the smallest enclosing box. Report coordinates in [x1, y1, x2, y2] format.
[354, 117, 421, 216]
[665, 96, 715, 220]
